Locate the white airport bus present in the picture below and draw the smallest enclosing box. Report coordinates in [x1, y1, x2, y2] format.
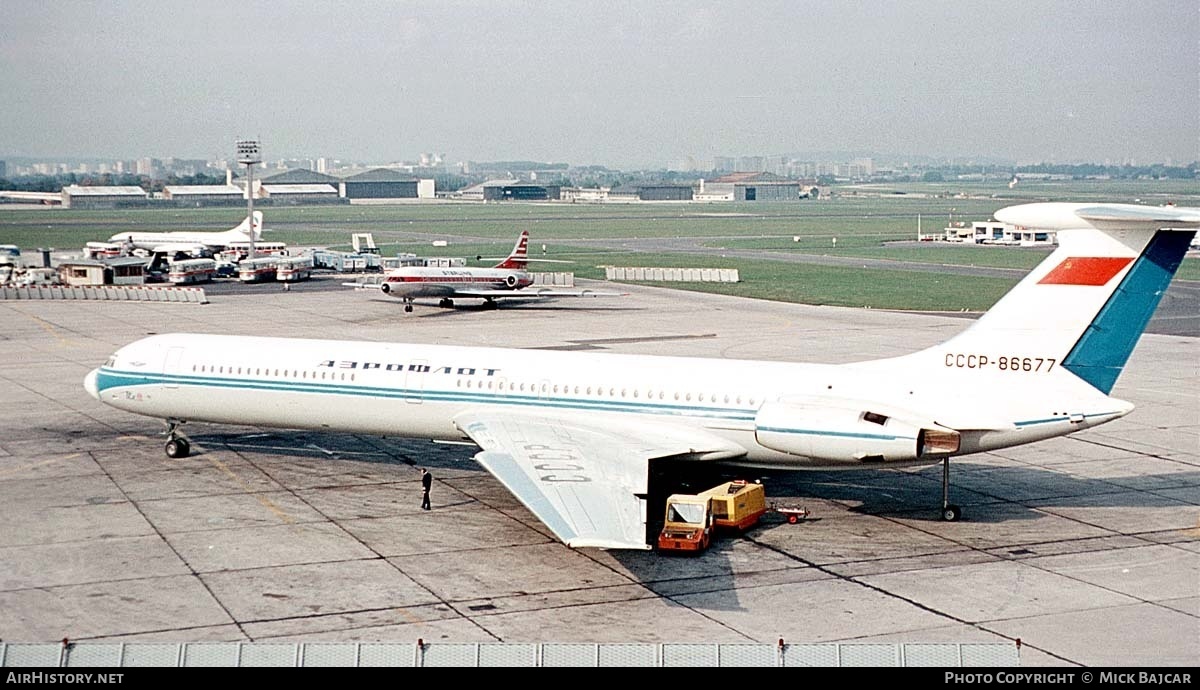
[168, 258, 217, 284]
[276, 255, 313, 282]
[224, 241, 288, 260]
[237, 256, 278, 283]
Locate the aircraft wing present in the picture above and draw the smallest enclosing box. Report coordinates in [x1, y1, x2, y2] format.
[454, 288, 627, 299]
[454, 410, 745, 550]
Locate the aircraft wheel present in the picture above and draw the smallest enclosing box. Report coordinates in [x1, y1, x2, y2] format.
[941, 504, 962, 522]
[404, 304, 413, 313]
[165, 438, 190, 459]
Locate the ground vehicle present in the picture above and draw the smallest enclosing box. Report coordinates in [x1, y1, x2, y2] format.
[238, 257, 278, 283]
[168, 258, 216, 284]
[13, 267, 59, 286]
[276, 256, 313, 282]
[657, 480, 767, 553]
[657, 494, 715, 552]
[707, 480, 767, 530]
[0, 245, 21, 265]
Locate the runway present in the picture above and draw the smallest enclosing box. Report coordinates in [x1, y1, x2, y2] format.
[0, 282, 1195, 666]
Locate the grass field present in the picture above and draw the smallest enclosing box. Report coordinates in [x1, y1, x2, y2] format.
[2, 186, 1196, 308]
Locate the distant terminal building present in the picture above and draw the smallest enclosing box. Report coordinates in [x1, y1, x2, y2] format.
[339, 168, 422, 199]
[482, 180, 561, 201]
[937, 221, 1056, 246]
[61, 185, 149, 209]
[163, 184, 244, 206]
[704, 172, 800, 201]
[607, 184, 695, 202]
[559, 187, 608, 203]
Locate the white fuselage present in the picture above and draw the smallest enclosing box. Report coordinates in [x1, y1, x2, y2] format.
[85, 333, 1129, 470]
[381, 267, 534, 298]
[108, 229, 255, 252]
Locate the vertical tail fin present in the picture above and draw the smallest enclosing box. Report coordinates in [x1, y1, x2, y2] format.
[228, 211, 264, 240]
[910, 203, 1199, 393]
[493, 230, 529, 269]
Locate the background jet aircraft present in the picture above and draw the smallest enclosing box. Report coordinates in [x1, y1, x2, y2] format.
[351, 230, 624, 311]
[85, 203, 1200, 549]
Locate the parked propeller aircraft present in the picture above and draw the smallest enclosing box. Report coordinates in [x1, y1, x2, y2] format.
[347, 230, 623, 311]
[107, 211, 265, 256]
[84, 203, 1200, 549]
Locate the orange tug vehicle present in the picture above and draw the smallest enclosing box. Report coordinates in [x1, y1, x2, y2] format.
[657, 480, 767, 553]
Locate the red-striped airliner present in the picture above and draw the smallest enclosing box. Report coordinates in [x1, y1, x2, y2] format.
[354, 230, 624, 312]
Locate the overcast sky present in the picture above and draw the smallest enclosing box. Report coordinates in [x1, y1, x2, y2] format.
[1, 1, 1196, 168]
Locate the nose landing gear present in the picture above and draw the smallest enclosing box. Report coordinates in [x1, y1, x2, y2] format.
[164, 420, 191, 458]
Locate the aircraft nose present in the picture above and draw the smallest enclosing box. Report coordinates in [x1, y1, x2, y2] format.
[84, 368, 100, 400]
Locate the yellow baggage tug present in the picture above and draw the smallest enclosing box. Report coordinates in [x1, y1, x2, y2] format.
[657, 480, 767, 553]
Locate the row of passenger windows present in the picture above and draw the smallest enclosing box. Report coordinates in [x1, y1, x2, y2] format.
[454, 378, 756, 406]
[188, 364, 755, 407]
[193, 363, 357, 382]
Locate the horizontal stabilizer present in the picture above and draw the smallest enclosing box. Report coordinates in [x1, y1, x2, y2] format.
[996, 202, 1200, 232]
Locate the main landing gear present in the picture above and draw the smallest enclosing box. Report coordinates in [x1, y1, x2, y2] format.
[403, 298, 414, 313]
[941, 456, 961, 522]
[438, 298, 455, 308]
[164, 420, 191, 458]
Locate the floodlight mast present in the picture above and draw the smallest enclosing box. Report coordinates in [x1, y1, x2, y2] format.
[236, 140, 261, 261]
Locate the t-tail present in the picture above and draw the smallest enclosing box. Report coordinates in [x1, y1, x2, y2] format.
[493, 230, 529, 269]
[905, 202, 1199, 394]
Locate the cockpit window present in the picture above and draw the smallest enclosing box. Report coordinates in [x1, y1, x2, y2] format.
[105, 357, 116, 367]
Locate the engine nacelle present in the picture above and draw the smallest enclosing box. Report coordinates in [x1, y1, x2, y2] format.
[754, 401, 959, 463]
[504, 274, 518, 288]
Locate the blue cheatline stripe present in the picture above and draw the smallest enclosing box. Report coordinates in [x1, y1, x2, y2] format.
[756, 426, 913, 441]
[1014, 411, 1124, 427]
[95, 369, 758, 422]
[1063, 230, 1196, 394]
[1014, 416, 1068, 427]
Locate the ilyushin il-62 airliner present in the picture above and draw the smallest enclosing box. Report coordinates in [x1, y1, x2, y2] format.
[84, 202, 1200, 550]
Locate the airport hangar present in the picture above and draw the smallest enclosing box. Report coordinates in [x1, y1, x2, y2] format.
[248, 168, 434, 202]
[0, 280, 1195, 666]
